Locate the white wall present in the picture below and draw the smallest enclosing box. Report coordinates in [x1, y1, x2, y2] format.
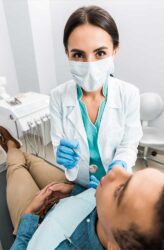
[0, 0, 19, 96]
[50, 0, 164, 128]
[3, 0, 57, 95]
[28, 0, 57, 94]
[3, 0, 40, 93]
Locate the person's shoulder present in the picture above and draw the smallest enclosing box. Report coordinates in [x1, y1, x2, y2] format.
[108, 76, 139, 97]
[50, 79, 75, 97]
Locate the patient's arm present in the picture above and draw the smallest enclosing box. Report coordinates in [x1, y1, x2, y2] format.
[10, 182, 74, 250]
[24, 182, 74, 216]
[10, 214, 39, 250]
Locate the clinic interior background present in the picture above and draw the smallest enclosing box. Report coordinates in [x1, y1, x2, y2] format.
[0, 0, 164, 128]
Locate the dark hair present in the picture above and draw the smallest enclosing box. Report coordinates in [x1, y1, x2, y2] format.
[113, 187, 164, 250]
[63, 5, 119, 52]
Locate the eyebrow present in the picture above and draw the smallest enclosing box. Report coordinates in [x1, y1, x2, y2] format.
[70, 46, 109, 53]
[117, 176, 133, 208]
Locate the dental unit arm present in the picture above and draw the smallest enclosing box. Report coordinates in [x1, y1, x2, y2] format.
[0, 82, 51, 165]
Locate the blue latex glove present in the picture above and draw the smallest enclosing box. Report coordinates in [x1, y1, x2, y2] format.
[56, 139, 80, 170]
[88, 175, 100, 189]
[108, 160, 127, 172]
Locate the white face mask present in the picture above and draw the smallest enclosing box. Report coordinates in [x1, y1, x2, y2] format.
[69, 56, 114, 92]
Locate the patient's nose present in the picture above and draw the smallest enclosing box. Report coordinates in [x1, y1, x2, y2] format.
[108, 165, 131, 182]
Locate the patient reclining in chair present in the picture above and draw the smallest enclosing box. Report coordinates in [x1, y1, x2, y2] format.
[0, 126, 164, 250]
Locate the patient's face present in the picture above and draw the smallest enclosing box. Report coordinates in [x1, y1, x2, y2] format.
[96, 166, 164, 244]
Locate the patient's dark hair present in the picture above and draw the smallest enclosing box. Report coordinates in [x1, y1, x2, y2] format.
[63, 5, 119, 51]
[113, 187, 164, 250]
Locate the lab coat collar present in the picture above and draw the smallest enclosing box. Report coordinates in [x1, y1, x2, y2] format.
[63, 77, 121, 108]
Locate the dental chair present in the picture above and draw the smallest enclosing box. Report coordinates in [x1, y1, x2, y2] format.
[139, 92, 164, 167]
[0, 164, 15, 250]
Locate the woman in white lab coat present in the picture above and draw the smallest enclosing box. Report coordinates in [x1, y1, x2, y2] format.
[50, 5, 143, 187]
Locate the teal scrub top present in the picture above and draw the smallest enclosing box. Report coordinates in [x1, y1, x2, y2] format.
[77, 82, 108, 180]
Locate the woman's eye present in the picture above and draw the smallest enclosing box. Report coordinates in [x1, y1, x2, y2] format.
[96, 51, 106, 57]
[72, 52, 84, 58]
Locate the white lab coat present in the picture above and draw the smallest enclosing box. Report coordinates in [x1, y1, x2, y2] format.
[50, 76, 143, 186]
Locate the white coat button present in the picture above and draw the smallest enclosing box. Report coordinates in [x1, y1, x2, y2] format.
[89, 164, 98, 173]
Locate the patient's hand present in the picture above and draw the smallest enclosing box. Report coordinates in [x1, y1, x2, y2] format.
[23, 182, 74, 217]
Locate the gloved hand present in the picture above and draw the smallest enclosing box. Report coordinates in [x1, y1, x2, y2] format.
[108, 160, 127, 172]
[56, 139, 80, 170]
[88, 175, 100, 189]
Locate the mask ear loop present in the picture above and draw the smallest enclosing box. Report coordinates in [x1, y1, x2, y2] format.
[109, 55, 115, 76]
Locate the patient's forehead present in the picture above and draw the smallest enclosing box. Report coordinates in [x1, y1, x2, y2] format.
[119, 168, 164, 232]
[124, 168, 164, 205]
[134, 168, 164, 191]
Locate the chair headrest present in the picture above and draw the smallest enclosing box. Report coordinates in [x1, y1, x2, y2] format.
[140, 92, 164, 121]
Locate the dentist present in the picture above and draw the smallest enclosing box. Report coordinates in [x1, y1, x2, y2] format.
[50, 5, 143, 187]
